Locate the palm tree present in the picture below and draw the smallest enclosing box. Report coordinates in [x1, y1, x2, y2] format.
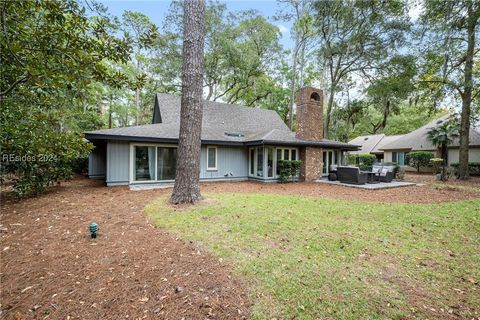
[427, 119, 460, 165]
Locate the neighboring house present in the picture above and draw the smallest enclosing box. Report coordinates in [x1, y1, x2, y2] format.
[349, 115, 480, 166]
[348, 134, 405, 162]
[85, 87, 359, 186]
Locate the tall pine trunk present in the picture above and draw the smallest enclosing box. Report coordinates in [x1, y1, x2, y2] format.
[458, 2, 476, 180]
[170, 0, 205, 204]
[324, 83, 336, 139]
[135, 57, 142, 125]
[288, 37, 299, 130]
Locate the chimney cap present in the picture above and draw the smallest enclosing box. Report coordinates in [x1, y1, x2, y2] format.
[296, 86, 323, 106]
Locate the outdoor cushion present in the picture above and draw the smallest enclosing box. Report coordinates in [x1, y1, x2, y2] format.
[329, 164, 338, 172]
[372, 166, 381, 174]
[337, 166, 367, 185]
[380, 168, 389, 176]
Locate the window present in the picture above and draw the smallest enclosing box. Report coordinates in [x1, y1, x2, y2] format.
[157, 147, 177, 180]
[207, 146, 217, 170]
[135, 146, 156, 181]
[266, 147, 274, 178]
[275, 147, 299, 177]
[291, 149, 296, 161]
[250, 148, 255, 175]
[132, 144, 178, 182]
[276, 149, 282, 175]
[392, 151, 406, 165]
[256, 147, 264, 177]
[398, 152, 405, 166]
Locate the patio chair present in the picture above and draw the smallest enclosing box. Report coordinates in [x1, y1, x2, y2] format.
[337, 166, 367, 185]
[328, 164, 338, 181]
[378, 167, 395, 182]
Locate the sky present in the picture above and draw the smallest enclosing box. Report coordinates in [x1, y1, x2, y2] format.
[98, 0, 295, 49]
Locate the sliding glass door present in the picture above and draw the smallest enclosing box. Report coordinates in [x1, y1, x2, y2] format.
[157, 147, 177, 180]
[133, 145, 177, 182]
[134, 146, 156, 181]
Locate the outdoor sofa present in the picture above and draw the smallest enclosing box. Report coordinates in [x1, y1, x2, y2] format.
[336, 166, 368, 185]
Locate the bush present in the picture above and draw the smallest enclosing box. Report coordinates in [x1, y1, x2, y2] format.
[346, 153, 375, 171]
[430, 158, 452, 181]
[406, 151, 434, 173]
[396, 166, 406, 180]
[450, 162, 480, 176]
[278, 160, 301, 183]
[1, 104, 93, 197]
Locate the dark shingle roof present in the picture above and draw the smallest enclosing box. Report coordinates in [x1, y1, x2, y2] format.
[85, 94, 359, 150]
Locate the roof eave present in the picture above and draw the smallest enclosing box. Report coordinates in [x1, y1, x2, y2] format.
[84, 133, 246, 146]
[245, 139, 360, 150]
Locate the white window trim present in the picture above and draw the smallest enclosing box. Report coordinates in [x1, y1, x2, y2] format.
[274, 147, 299, 178]
[129, 143, 177, 184]
[206, 146, 217, 171]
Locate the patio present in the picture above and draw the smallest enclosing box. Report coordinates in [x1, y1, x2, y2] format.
[317, 178, 416, 190]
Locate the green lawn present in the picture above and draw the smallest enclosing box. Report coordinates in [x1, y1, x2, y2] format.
[145, 194, 480, 319]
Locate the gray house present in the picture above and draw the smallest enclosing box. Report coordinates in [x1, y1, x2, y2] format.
[85, 87, 358, 186]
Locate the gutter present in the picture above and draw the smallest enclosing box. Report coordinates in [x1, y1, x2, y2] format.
[84, 134, 360, 150]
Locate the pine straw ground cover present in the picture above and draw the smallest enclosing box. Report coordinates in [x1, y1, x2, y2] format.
[146, 191, 480, 319]
[0, 179, 248, 320]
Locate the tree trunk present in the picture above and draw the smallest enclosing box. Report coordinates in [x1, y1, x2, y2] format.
[324, 84, 336, 138]
[381, 99, 390, 130]
[135, 57, 142, 125]
[288, 37, 299, 130]
[458, 2, 476, 180]
[108, 93, 113, 129]
[299, 40, 306, 87]
[170, 0, 205, 204]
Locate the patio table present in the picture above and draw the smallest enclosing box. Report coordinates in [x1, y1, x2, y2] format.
[363, 171, 380, 184]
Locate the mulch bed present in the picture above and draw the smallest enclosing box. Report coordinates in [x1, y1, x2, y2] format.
[1, 174, 479, 319]
[0, 179, 248, 320]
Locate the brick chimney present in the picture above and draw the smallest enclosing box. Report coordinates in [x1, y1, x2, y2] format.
[295, 87, 324, 182]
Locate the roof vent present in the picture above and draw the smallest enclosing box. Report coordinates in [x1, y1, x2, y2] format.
[364, 137, 369, 141]
[224, 131, 245, 137]
[436, 120, 444, 124]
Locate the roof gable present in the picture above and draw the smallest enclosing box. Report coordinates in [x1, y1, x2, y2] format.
[152, 95, 162, 124]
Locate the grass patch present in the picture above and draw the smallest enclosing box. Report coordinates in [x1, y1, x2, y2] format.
[145, 193, 480, 319]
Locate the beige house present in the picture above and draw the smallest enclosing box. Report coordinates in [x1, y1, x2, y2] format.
[349, 115, 480, 166]
[349, 133, 405, 162]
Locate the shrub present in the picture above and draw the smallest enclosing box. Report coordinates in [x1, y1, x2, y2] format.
[278, 160, 301, 183]
[450, 162, 480, 176]
[0, 104, 93, 197]
[396, 166, 406, 180]
[430, 158, 452, 181]
[406, 151, 434, 173]
[346, 153, 375, 171]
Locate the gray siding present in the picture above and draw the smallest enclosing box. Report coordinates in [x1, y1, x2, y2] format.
[200, 146, 248, 180]
[106, 141, 130, 185]
[88, 144, 106, 178]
